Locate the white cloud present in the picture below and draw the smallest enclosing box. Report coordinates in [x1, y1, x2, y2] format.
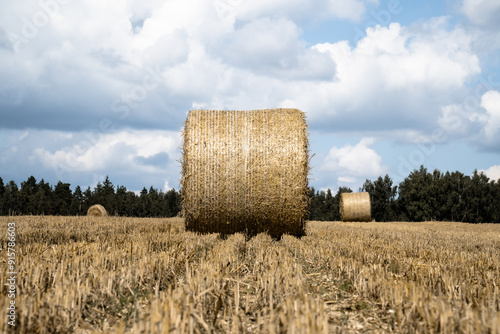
[163, 180, 172, 192]
[219, 17, 336, 80]
[338, 176, 357, 183]
[438, 104, 471, 135]
[323, 137, 386, 177]
[1, 0, 498, 191]
[35, 130, 181, 177]
[461, 0, 500, 28]
[0, 1, 483, 138]
[480, 90, 500, 143]
[480, 165, 500, 182]
[234, 0, 371, 23]
[300, 21, 481, 131]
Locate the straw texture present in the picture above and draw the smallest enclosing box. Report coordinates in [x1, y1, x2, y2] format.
[181, 109, 309, 238]
[87, 204, 108, 217]
[340, 192, 371, 222]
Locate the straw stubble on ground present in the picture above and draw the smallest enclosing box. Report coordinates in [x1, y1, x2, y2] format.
[0, 216, 499, 333]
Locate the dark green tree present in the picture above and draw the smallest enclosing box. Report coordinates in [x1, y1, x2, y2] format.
[124, 190, 139, 216]
[433, 171, 469, 222]
[4, 181, 20, 215]
[83, 186, 93, 213]
[148, 186, 161, 217]
[398, 166, 433, 221]
[20, 176, 38, 214]
[71, 186, 84, 215]
[0, 177, 5, 215]
[323, 188, 337, 221]
[137, 187, 150, 217]
[314, 190, 327, 220]
[362, 174, 398, 221]
[102, 176, 115, 214]
[465, 170, 493, 223]
[165, 188, 181, 217]
[54, 181, 73, 215]
[36, 179, 53, 215]
[115, 185, 128, 216]
[492, 180, 500, 223]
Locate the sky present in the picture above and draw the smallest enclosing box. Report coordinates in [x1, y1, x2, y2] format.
[1, 0, 500, 193]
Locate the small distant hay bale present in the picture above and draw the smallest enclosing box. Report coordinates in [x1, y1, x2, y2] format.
[87, 204, 108, 217]
[181, 109, 309, 238]
[340, 192, 371, 222]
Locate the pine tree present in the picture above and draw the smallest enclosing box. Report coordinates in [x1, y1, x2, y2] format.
[37, 179, 53, 215]
[102, 176, 115, 214]
[362, 175, 397, 222]
[83, 186, 93, 213]
[398, 166, 433, 221]
[20, 176, 38, 214]
[138, 187, 150, 217]
[4, 181, 20, 215]
[115, 185, 128, 216]
[323, 188, 336, 221]
[165, 188, 180, 217]
[54, 181, 73, 215]
[71, 186, 84, 215]
[466, 170, 492, 223]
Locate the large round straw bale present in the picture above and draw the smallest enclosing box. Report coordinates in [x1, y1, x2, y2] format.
[340, 192, 371, 222]
[87, 204, 108, 217]
[181, 109, 309, 238]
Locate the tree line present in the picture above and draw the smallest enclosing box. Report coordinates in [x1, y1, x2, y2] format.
[309, 166, 500, 223]
[0, 176, 181, 217]
[0, 166, 498, 223]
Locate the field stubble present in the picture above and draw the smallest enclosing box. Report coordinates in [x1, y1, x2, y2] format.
[0, 217, 499, 333]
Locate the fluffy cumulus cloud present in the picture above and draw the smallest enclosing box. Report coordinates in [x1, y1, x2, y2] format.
[0, 1, 482, 138]
[461, 0, 500, 28]
[480, 90, 500, 145]
[36, 130, 178, 170]
[481, 165, 500, 182]
[305, 20, 480, 133]
[322, 137, 386, 181]
[31, 129, 181, 190]
[437, 89, 500, 149]
[0, 0, 498, 189]
[217, 17, 336, 80]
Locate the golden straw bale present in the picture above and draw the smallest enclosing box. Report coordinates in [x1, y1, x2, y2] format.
[181, 109, 309, 238]
[87, 204, 108, 217]
[340, 192, 371, 222]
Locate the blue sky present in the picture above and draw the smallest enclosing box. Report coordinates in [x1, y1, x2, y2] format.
[1, 0, 499, 193]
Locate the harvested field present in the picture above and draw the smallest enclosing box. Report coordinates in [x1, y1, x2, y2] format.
[1, 216, 499, 333]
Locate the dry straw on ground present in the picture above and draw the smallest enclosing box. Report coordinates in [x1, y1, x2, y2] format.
[181, 108, 309, 238]
[340, 192, 371, 222]
[87, 204, 108, 217]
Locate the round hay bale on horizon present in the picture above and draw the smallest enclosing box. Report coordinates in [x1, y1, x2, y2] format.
[340, 192, 371, 222]
[87, 204, 108, 217]
[181, 108, 309, 239]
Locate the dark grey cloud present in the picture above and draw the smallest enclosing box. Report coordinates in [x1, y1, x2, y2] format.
[135, 152, 170, 167]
